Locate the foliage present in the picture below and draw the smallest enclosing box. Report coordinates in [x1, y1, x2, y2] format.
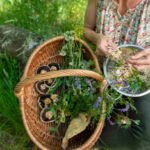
[0, 52, 31, 149]
[0, 1, 140, 150]
[49, 32, 103, 133]
[48, 32, 139, 136]
[103, 86, 140, 128]
[126, 68, 147, 93]
[0, 0, 88, 149]
[109, 53, 148, 95]
[0, 0, 87, 39]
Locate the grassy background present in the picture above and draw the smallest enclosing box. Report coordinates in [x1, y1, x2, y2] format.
[0, 0, 88, 149]
[0, 0, 87, 39]
[0, 53, 31, 150]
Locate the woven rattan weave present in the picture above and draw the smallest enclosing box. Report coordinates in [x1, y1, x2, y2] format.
[14, 36, 106, 150]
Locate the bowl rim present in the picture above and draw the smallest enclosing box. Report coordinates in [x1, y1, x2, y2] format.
[103, 44, 150, 97]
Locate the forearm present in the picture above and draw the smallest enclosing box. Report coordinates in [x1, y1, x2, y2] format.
[84, 27, 103, 46]
[84, 0, 102, 45]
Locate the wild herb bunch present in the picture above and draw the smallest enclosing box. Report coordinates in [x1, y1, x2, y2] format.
[102, 84, 140, 128]
[49, 32, 103, 132]
[108, 47, 149, 95]
[49, 32, 139, 134]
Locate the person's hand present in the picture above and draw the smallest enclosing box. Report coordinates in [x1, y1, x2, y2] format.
[127, 47, 150, 70]
[96, 34, 118, 56]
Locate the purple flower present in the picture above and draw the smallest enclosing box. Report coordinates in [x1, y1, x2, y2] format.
[75, 77, 81, 91]
[113, 81, 118, 85]
[86, 78, 93, 91]
[124, 81, 127, 86]
[94, 97, 102, 108]
[72, 84, 75, 91]
[124, 84, 130, 88]
[127, 87, 131, 91]
[123, 81, 131, 91]
[118, 104, 130, 112]
[110, 78, 118, 85]
[141, 72, 145, 75]
[106, 95, 109, 99]
[110, 78, 115, 82]
[107, 116, 116, 126]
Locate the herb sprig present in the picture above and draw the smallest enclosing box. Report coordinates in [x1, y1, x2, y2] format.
[49, 31, 103, 132]
[49, 32, 139, 134]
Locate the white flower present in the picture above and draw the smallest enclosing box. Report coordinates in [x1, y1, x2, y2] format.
[69, 62, 73, 66]
[59, 50, 67, 56]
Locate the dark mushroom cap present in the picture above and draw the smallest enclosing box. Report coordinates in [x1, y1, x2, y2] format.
[36, 65, 50, 74]
[35, 81, 49, 95]
[38, 95, 52, 109]
[48, 63, 60, 71]
[40, 108, 55, 123]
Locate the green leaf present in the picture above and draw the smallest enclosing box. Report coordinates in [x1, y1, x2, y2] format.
[49, 127, 59, 135]
[50, 105, 57, 119]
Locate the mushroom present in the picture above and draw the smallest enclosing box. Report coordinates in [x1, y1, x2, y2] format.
[38, 95, 52, 109]
[35, 81, 49, 95]
[51, 94, 59, 103]
[40, 108, 55, 123]
[36, 65, 50, 74]
[47, 79, 53, 84]
[44, 98, 51, 105]
[45, 79, 57, 88]
[48, 63, 60, 71]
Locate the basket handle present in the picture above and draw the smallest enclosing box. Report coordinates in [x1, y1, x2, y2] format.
[14, 69, 103, 98]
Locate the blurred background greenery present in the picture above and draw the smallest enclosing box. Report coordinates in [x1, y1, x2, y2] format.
[0, 0, 88, 149]
[0, 0, 87, 39]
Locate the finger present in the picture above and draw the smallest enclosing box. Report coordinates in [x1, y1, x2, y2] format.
[107, 36, 111, 40]
[103, 46, 110, 56]
[133, 65, 150, 71]
[109, 41, 119, 51]
[130, 50, 148, 60]
[105, 36, 111, 42]
[107, 41, 119, 51]
[127, 59, 150, 65]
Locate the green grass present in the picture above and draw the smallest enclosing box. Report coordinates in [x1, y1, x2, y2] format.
[0, 1, 109, 149]
[0, 0, 87, 39]
[0, 52, 31, 149]
[0, 0, 88, 149]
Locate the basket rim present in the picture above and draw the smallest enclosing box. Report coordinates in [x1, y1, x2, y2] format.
[17, 36, 106, 150]
[22, 36, 101, 81]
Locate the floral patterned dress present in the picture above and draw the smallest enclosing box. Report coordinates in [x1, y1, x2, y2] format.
[95, 1, 150, 149]
[96, 0, 150, 48]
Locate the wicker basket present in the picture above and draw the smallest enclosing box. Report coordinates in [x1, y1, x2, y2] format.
[14, 36, 107, 150]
